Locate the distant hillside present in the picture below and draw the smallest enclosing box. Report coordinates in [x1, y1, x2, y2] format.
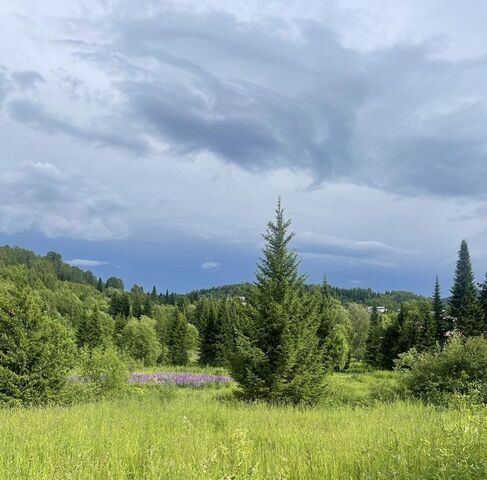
[0, 245, 99, 287]
[185, 283, 424, 309]
[0, 245, 425, 310]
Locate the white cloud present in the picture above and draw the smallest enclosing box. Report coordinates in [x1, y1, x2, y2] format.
[67, 258, 109, 267]
[201, 261, 221, 271]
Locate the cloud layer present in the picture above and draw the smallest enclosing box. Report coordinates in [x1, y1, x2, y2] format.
[1, 0, 487, 293]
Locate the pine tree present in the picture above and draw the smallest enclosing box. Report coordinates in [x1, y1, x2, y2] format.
[449, 240, 481, 335]
[433, 275, 447, 343]
[230, 200, 325, 404]
[151, 286, 157, 300]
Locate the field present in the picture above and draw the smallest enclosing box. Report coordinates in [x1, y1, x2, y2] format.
[1, 371, 487, 480]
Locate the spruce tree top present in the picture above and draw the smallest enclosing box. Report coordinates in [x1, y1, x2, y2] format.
[255, 198, 304, 300]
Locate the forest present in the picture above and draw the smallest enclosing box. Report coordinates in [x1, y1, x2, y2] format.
[2, 202, 487, 479]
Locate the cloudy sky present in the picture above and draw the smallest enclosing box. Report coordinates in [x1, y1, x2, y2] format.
[1, 0, 487, 295]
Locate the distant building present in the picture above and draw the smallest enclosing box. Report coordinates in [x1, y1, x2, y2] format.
[367, 306, 387, 314]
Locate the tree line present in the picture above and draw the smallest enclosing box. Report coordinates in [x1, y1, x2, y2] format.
[1, 201, 487, 405]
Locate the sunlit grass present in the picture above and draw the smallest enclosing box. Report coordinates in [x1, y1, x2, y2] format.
[1, 381, 487, 479]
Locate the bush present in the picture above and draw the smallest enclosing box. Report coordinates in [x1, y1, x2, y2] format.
[79, 346, 130, 398]
[397, 334, 487, 404]
[0, 273, 76, 406]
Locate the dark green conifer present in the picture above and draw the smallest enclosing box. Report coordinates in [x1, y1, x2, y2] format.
[478, 273, 487, 335]
[230, 200, 325, 404]
[168, 310, 190, 365]
[449, 240, 481, 335]
[365, 304, 382, 367]
[433, 275, 447, 343]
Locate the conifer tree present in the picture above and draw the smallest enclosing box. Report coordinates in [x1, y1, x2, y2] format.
[168, 310, 190, 365]
[97, 277, 104, 292]
[478, 273, 487, 335]
[433, 275, 447, 343]
[77, 306, 114, 350]
[365, 304, 382, 367]
[109, 292, 131, 318]
[230, 200, 325, 404]
[0, 271, 76, 405]
[449, 240, 481, 335]
[151, 286, 157, 300]
[131, 296, 143, 319]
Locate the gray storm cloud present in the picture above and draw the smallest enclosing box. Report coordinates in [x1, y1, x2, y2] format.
[3, 3, 487, 197]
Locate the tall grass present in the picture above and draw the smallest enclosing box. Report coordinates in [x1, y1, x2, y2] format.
[1, 385, 487, 479]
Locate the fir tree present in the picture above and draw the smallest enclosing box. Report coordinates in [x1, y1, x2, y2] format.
[151, 286, 157, 300]
[97, 277, 104, 292]
[449, 240, 481, 335]
[230, 200, 325, 405]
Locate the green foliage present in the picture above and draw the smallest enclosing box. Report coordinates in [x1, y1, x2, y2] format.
[379, 299, 437, 369]
[168, 310, 190, 366]
[433, 275, 448, 343]
[77, 306, 115, 349]
[449, 240, 482, 335]
[316, 281, 351, 371]
[346, 303, 370, 360]
[105, 276, 125, 291]
[231, 200, 325, 404]
[0, 270, 76, 405]
[79, 345, 130, 397]
[4, 387, 487, 479]
[478, 273, 487, 334]
[109, 291, 131, 318]
[365, 305, 383, 367]
[397, 335, 487, 404]
[121, 317, 161, 366]
[322, 324, 350, 371]
[198, 298, 239, 367]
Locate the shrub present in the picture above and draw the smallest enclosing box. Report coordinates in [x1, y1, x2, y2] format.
[79, 345, 130, 397]
[397, 334, 487, 404]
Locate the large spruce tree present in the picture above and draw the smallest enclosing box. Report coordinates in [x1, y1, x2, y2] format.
[230, 200, 325, 404]
[449, 240, 481, 335]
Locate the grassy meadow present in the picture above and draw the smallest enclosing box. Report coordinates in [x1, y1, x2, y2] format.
[2, 370, 487, 480]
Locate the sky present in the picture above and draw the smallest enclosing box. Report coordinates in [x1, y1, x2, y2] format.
[1, 0, 487, 295]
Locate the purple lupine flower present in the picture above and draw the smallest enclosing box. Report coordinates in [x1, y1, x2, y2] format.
[129, 372, 233, 387]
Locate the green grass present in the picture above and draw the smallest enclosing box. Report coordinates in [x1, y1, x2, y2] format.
[1, 381, 487, 480]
